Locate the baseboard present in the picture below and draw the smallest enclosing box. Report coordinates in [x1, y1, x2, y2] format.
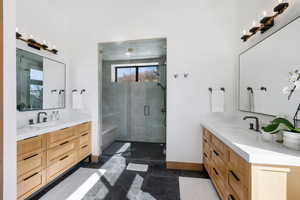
[166, 161, 203, 171]
[91, 155, 100, 163]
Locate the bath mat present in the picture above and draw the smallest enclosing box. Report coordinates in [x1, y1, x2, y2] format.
[126, 163, 149, 172]
[179, 177, 220, 200]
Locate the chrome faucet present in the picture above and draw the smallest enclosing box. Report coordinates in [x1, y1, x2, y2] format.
[37, 112, 47, 124]
[243, 116, 260, 132]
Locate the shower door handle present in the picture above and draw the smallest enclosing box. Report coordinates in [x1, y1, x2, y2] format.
[144, 105, 150, 116]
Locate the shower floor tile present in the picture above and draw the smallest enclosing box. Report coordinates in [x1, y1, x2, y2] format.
[101, 141, 166, 162]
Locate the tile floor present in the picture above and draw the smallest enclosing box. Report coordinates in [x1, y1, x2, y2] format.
[29, 142, 217, 200]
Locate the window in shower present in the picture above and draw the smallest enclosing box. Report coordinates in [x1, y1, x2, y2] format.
[115, 65, 159, 83]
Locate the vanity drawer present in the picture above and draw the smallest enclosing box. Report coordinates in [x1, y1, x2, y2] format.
[228, 169, 248, 200]
[17, 168, 44, 199]
[211, 166, 226, 200]
[226, 185, 241, 200]
[211, 135, 228, 162]
[46, 150, 77, 182]
[46, 127, 76, 148]
[203, 152, 211, 175]
[203, 129, 212, 143]
[228, 150, 250, 187]
[76, 122, 91, 136]
[78, 143, 91, 161]
[78, 131, 90, 145]
[17, 136, 43, 156]
[203, 137, 211, 157]
[212, 150, 227, 182]
[17, 152, 43, 177]
[47, 139, 77, 166]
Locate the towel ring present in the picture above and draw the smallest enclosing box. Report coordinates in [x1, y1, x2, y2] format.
[72, 89, 78, 93]
[51, 89, 57, 93]
[209, 87, 225, 92]
[260, 87, 267, 91]
[247, 87, 253, 93]
[81, 89, 86, 94]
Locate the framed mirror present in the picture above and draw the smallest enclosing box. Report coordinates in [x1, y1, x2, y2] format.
[16, 49, 66, 111]
[239, 17, 300, 117]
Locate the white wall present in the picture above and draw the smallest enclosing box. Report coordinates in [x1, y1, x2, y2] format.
[3, 0, 17, 198]
[64, 0, 239, 162]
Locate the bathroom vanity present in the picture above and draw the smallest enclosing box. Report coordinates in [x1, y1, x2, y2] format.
[201, 113, 300, 200]
[17, 119, 92, 200]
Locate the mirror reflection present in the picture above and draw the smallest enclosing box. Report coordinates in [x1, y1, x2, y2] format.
[239, 18, 300, 117]
[16, 49, 66, 111]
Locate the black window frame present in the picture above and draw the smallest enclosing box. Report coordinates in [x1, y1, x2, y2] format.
[115, 65, 159, 83]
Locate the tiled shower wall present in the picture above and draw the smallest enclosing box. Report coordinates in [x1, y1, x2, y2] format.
[102, 58, 166, 144]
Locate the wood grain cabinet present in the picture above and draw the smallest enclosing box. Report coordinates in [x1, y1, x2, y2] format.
[203, 128, 300, 200]
[17, 122, 92, 200]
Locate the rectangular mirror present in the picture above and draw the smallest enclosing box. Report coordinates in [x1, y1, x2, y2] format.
[239, 17, 300, 117]
[17, 49, 66, 111]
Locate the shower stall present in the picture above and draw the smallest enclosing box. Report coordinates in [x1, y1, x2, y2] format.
[100, 39, 167, 151]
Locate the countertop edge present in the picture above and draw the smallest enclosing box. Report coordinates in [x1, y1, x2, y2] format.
[17, 118, 92, 141]
[200, 120, 300, 167]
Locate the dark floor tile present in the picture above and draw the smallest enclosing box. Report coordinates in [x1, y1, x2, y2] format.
[180, 170, 209, 179]
[104, 185, 129, 200]
[142, 175, 180, 200]
[102, 141, 166, 162]
[148, 164, 181, 178]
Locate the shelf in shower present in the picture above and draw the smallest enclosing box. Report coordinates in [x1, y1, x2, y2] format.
[102, 112, 120, 118]
[102, 124, 118, 135]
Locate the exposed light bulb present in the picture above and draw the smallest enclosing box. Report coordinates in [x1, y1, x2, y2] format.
[43, 40, 47, 45]
[263, 11, 267, 17]
[278, 0, 283, 3]
[29, 34, 34, 39]
[252, 21, 256, 27]
[243, 30, 247, 35]
[125, 51, 131, 56]
[16, 27, 19, 32]
[53, 45, 56, 49]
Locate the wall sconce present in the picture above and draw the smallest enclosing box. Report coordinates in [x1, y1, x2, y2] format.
[241, 0, 289, 42]
[16, 28, 59, 55]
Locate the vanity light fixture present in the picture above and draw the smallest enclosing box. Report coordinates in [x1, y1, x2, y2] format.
[241, 0, 289, 42]
[15, 28, 59, 55]
[16, 27, 22, 39]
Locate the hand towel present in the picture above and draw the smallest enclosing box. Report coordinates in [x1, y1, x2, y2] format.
[253, 90, 266, 113]
[58, 90, 65, 108]
[72, 91, 83, 109]
[210, 90, 225, 112]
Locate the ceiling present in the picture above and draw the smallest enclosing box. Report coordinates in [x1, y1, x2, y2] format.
[99, 38, 167, 61]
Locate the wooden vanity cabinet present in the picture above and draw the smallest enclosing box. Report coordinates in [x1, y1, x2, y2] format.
[17, 122, 92, 200]
[203, 128, 300, 200]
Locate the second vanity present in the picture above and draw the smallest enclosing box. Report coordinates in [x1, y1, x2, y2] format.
[17, 115, 92, 200]
[201, 113, 300, 200]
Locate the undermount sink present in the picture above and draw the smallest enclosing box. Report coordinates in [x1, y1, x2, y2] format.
[30, 121, 59, 129]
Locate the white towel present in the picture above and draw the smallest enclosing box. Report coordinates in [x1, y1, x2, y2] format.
[248, 90, 254, 112]
[58, 90, 65, 108]
[210, 90, 225, 112]
[253, 90, 266, 113]
[72, 91, 83, 109]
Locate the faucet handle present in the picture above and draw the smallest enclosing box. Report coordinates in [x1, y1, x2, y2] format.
[29, 119, 34, 125]
[249, 123, 254, 130]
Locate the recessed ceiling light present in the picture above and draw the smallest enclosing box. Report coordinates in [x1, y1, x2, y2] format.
[125, 48, 134, 56]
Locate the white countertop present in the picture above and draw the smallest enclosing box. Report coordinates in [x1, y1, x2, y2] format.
[200, 112, 300, 167]
[17, 113, 92, 141]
